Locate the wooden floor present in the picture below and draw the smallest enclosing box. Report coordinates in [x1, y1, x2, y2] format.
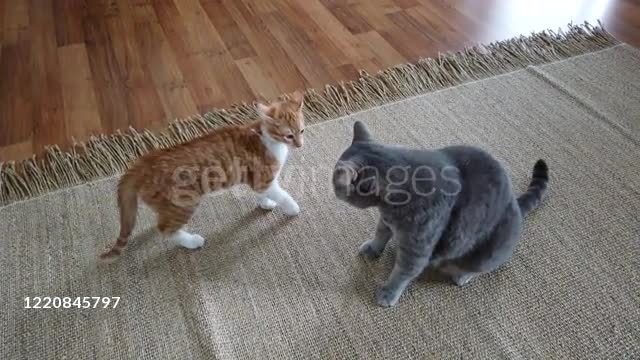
[1, 0, 639, 161]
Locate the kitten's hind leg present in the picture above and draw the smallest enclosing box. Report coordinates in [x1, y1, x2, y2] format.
[167, 230, 205, 250]
[156, 205, 204, 250]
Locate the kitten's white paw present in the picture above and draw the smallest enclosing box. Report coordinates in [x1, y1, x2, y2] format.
[180, 234, 205, 249]
[258, 197, 278, 210]
[281, 201, 300, 216]
[172, 231, 205, 249]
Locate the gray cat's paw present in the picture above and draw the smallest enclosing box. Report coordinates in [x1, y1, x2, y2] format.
[358, 241, 383, 258]
[375, 286, 402, 307]
[451, 273, 477, 287]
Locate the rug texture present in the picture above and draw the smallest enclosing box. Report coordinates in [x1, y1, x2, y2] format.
[2, 32, 640, 359]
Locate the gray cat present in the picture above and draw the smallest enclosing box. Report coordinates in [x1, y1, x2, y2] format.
[333, 121, 549, 307]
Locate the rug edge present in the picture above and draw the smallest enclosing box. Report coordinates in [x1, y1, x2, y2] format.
[0, 21, 620, 207]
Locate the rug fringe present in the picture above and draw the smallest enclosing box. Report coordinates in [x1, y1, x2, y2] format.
[0, 22, 619, 207]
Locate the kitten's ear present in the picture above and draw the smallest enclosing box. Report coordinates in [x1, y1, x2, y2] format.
[291, 90, 304, 111]
[256, 103, 276, 121]
[352, 121, 372, 143]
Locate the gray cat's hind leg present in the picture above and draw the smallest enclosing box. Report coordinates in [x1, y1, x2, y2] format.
[442, 204, 523, 287]
[451, 272, 479, 287]
[439, 263, 480, 287]
[359, 217, 392, 258]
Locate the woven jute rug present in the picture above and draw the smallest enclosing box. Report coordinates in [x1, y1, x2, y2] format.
[1, 24, 639, 359]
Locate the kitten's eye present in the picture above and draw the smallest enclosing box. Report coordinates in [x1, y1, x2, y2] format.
[300, 129, 305, 134]
[285, 134, 294, 140]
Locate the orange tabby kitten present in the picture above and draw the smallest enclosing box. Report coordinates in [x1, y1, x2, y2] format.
[100, 92, 305, 260]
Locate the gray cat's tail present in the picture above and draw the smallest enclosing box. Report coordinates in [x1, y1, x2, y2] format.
[517, 160, 549, 217]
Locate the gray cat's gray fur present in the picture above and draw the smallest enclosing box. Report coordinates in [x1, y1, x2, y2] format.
[333, 121, 549, 307]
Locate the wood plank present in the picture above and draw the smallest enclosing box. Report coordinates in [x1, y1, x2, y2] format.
[393, 0, 420, 9]
[57, 44, 103, 141]
[29, 0, 68, 153]
[320, 2, 373, 34]
[0, 0, 32, 148]
[54, 0, 87, 46]
[200, 0, 257, 60]
[223, 0, 308, 94]
[355, 58, 383, 75]
[0, 140, 33, 162]
[279, 0, 352, 67]
[356, 31, 406, 68]
[171, 0, 226, 55]
[3, 0, 30, 44]
[238, 0, 277, 15]
[153, 0, 254, 109]
[105, 0, 166, 130]
[173, 0, 255, 105]
[0, 0, 5, 58]
[151, 0, 224, 110]
[336, 63, 360, 80]
[82, 14, 130, 133]
[416, 0, 487, 44]
[0, 41, 32, 147]
[292, 0, 375, 63]
[383, 10, 443, 59]
[407, 5, 470, 50]
[149, 0, 190, 58]
[351, 0, 401, 30]
[131, 3, 198, 122]
[236, 56, 282, 101]
[262, 10, 336, 87]
[85, 0, 119, 18]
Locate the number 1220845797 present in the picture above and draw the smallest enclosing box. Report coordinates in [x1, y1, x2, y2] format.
[24, 297, 120, 309]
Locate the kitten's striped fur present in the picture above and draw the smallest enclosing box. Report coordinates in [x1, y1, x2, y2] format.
[100, 92, 305, 260]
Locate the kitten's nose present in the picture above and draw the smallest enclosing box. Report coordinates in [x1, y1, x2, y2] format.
[294, 138, 303, 148]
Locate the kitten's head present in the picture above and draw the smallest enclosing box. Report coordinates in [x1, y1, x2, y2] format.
[333, 121, 384, 209]
[256, 91, 305, 148]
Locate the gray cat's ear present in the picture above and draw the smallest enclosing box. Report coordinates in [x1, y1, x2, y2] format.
[352, 121, 372, 143]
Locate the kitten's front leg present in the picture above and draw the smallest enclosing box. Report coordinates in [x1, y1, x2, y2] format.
[258, 196, 278, 210]
[359, 218, 392, 258]
[261, 182, 300, 216]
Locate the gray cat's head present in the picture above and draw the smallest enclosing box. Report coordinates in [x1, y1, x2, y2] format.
[332, 121, 386, 209]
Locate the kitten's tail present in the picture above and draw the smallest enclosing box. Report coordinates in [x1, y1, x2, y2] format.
[99, 172, 140, 261]
[517, 160, 549, 217]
